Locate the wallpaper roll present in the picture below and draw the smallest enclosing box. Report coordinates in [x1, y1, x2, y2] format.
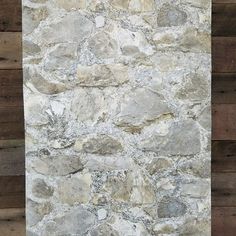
[23, 0, 211, 235]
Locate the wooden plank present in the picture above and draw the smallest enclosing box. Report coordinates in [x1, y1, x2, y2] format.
[0, 32, 22, 69]
[212, 73, 236, 104]
[0, 122, 24, 140]
[0, 139, 24, 148]
[0, 208, 25, 236]
[213, 37, 236, 73]
[213, 4, 236, 36]
[212, 173, 236, 206]
[0, 0, 21, 32]
[0, 107, 24, 123]
[0, 146, 24, 176]
[213, 0, 236, 3]
[212, 141, 236, 172]
[212, 207, 236, 236]
[0, 176, 25, 209]
[212, 104, 236, 140]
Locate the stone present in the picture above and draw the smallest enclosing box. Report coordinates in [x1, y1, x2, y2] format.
[97, 209, 107, 220]
[180, 180, 210, 198]
[57, 172, 92, 205]
[30, 0, 47, 2]
[198, 105, 211, 131]
[115, 88, 171, 132]
[26, 199, 52, 226]
[23, 6, 48, 34]
[44, 43, 78, 72]
[184, 0, 211, 9]
[75, 135, 123, 155]
[23, 40, 41, 57]
[95, 16, 105, 28]
[77, 64, 129, 87]
[32, 155, 84, 176]
[32, 179, 54, 198]
[41, 13, 93, 44]
[25, 69, 66, 95]
[175, 73, 209, 101]
[55, 0, 86, 10]
[71, 88, 107, 122]
[88, 32, 118, 59]
[43, 206, 96, 236]
[153, 223, 176, 235]
[141, 120, 201, 156]
[178, 159, 210, 178]
[147, 158, 172, 175]
[158, 197, 187, 218]
[157, 4, 187, 27]
[90, 223, 119, 236]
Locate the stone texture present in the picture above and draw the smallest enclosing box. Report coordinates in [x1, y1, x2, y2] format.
[77, 64, 129, 87]
[75, 135, 123, 155]
[116, 88, 171, 132]
[24, 0, 211, 234]
[158, 197, 187, 218]
[32, 179, 54, 199]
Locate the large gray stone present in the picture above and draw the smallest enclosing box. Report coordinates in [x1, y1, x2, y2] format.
[32, 179, 54, 199]
[158, 197, 187, 218]
[141, 120, 201, 156]
[90, 224, 119, 236]
[115, 88, 171, 132]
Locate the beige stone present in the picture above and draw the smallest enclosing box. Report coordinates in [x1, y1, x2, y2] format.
[55, 0, 86, 10]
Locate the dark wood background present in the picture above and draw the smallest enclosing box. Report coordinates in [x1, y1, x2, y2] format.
[0, 0, 25, 235]
[212, 0, 236, 235]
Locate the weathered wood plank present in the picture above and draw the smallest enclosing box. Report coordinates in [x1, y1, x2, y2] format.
[212, 207, 236, 236]
[0, 122, 24, 140]
[212, 141, 236, 172]
[0, 146, 24, 176]
[0, 0, 22, 32]
[213, 0, 236, 3]
[212, 173, 236, 206]
[212, 73, 236, 104]
[212, 104, 236, 140]
[213, 4, 236, 36]
[0, 208, 25, 236]
[0, 32, 22, 69]
[213, 37, 236, 73]
[0, 107, 24, 123]
[0, 176, 25, 209]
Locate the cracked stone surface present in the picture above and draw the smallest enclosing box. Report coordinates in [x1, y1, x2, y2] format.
[23, 0, 211, 235]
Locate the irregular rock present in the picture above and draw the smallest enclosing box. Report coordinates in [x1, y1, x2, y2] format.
[90, 223, 119, 236]
[23, 40, 41, 57]
[153, 222, 176, 235]
[184, 0, 211, 9]
[198, 105, 211, 131]
[23, 6, 48, 34]
[25, 70, 66, 95]
[41, 13, 93, 44]
[57, 173, 92, 205]
[141, 120, 201, 156]
[77, 64, 129, 87]
[55, 0, 86, 10]
[26, 199, 52, 226]
[71, 88, 107, 122]
[75, 135, 123, 155]
[32, 155, 84, 176]
[44, 43, 78, 71]
[158, 197, 187, 218]
[43, 206, 96, 236]
[180, 180, 210, 198]
[147, 158, 172, 175]
[95, 16, 105, 28]
[97, 209, 107, 220]
[157, 4, 187, 27]
[176, 73, 209, 101]
[115, 88, 171, 132]
[88, 32, 118, 59]
[32, 179, 54, 198]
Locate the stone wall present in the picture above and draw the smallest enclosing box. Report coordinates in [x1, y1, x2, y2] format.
[23, 0, 211, 235]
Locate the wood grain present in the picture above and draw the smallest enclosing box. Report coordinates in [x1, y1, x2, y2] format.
[213, 37, 236, 73]
[212, 141, 236, 172]
[0, 176, 25, 209]
[0, 122, 24, 140]
[212, 207, 236, 236]
[0, 0, 21, 32]
[212, 104, 236, 140]
[212, 173, 236, 206]
[213, 4, 236, 36]
[0, 32, 22, 69]
[213, 0, 236, 3]
[212, 73, 236, 104]
[0, 208, 25, 236]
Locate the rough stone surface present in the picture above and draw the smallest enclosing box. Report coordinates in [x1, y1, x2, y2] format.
[24, 0, 211, 234]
